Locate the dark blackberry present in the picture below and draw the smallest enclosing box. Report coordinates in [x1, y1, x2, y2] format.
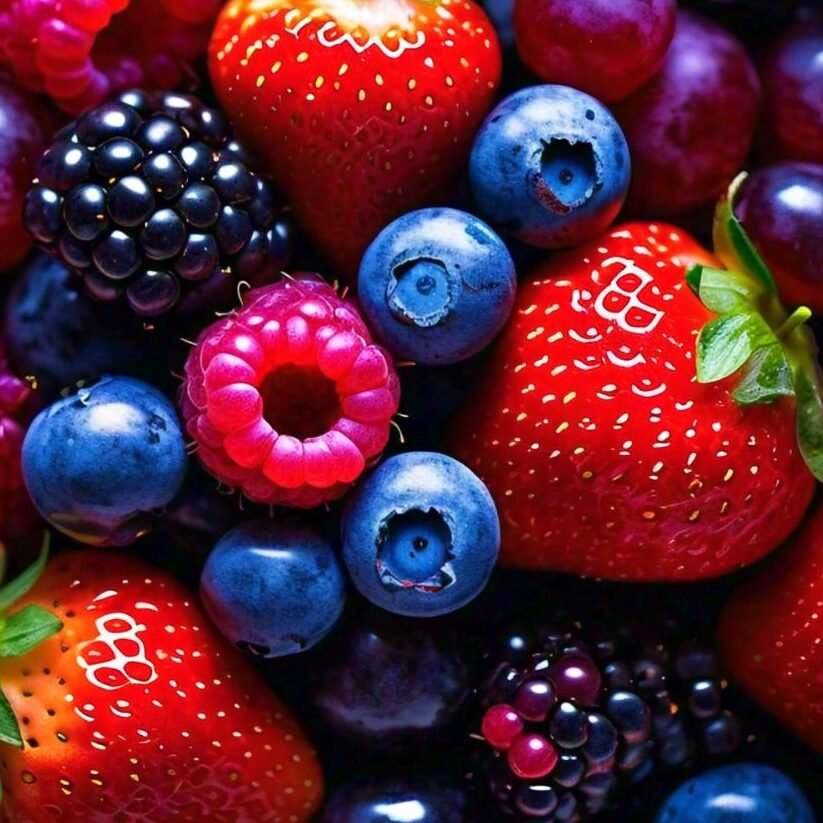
[23, 90, 292, 318]
[473, 620, 743, 821]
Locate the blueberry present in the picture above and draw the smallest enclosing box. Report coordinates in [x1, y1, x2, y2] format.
[310, 611, 470, 749]
[655, 763, 815, 823]
[469, 85, 631, 248]
[200, 519, 346, 658]
[323, 774, 470, 822]
[358, 208, 517, 365]
[21, 376, 187, 546]
[342, 452, 500, 617]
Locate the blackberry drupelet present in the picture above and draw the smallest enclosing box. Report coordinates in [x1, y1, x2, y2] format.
[474, 618, 742, 821]
[24, 90, 291, 318]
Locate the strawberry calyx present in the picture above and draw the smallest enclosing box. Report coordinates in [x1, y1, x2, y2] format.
[0, 537, 62, 749]
[688, 172, 823, 481]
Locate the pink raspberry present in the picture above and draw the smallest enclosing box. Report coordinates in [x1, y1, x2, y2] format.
[0, 340, 37, 546]
[0, 0, 222, 114]
[181, 277, 401, 509]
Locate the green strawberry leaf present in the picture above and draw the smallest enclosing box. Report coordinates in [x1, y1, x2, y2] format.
[732, 344, 795, 405]
[794, 365, 823, 482]
[0, 606, 62, 658]
[687, 264, 765, 314]
[0, 690, 22, 748]
[0, 536, 49, 614]
[713, 173, 777, 296]
[696, 312, 776, 384]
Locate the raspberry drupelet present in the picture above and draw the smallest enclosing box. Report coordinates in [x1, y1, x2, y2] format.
[0, 0, 222, 114]
[181, 277, 401, 509]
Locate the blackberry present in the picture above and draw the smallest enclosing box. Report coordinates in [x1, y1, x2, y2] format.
[473, 618, 742, 821]
[24, 90, 291, 318]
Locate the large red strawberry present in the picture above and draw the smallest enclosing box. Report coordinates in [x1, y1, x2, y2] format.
[718, 502, 823, 754]
[209, 0, 501, 278]
[449, 176, 823, 581]
[0, 546, 322, 822]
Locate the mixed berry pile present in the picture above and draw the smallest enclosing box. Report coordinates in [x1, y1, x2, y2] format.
[0, 0, 820, 821]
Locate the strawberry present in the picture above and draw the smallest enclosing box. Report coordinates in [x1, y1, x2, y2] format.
[449, 176, 823, 581]
[208, 0, 501, 278]
[718, 502, 823, 754]
[0, 545, 322, 822]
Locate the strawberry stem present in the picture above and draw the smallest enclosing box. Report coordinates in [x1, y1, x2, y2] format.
[776, 306, 812, 340]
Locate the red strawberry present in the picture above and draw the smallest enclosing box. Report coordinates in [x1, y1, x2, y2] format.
[209, 0, 501, 278]
[449, 177, 823, 580]
[718, 502, 823, 754]
[0, 547, 322, 822]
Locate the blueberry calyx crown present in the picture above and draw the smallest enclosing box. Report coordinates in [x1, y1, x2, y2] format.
[0, 537, 61, 750]
[688, 172, 823, 481]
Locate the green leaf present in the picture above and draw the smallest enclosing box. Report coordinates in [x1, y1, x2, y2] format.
[713, 173, 777, 296]
[691, 265, 766, 314]
[0, 606, 62, 658]
[0, 689, 22, 748]
[0, 535, 49, 614]
[794, 364, 823, 482]
[696, 312, 776, 384]
[732, 344, 795, 405]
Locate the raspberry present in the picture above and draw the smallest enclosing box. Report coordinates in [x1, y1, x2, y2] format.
[0, 339, 37, 546]
[180, 277, 401, 509]
[0, 0, 222, 114]
[24, 90, 291, 318]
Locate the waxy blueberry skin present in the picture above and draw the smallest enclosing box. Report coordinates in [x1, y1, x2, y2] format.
[469, 84, 631, 248]
[358, 207, 517, 365]
[200, 519, 347, 658]
[21, 375, 187, 546]
[655, 763, 815, 823]
[342, 451, 500, 617]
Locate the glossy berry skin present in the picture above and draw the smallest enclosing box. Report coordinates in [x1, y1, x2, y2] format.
[323, 775, 470, 823]
[449, 224, 815, 581]
[21, 376, 187, 546]
[3, 254, 163, 399]
[209, 0, 501, 278]
[513, 0, 677, 103]
[0, 0, 223, 114]
[759, 19, 823, 164]
[357, 208, 517, 365]
[0, 551, 322, 822]
[181, 277, 400, 509]
[469, 85, 631, 249]
[719, 503, 823, 754]
[24, 90, 291, 317]
[655, 764, 815, 823]
[342, 452, 500, 617]
[735, 163, 823, 313]
[311, 612, 470, 750]
[614, 11, 760, 219]
[0, 78, 52, 272]
[200, 519, 346, 658]
[0, 339, 38, 547]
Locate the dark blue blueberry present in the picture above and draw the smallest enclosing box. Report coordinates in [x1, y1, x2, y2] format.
[107, 175, 155, 227]
[3, 254, 152, 398]
[358, 208, 517, 365]
[141, 152, 187, 200]
[65, 184, 109, 241]
[174, 233, 221, 281]
[21, 376, 187, 546]
[94, 137, 144, 179]
[135, 115, 186, 152]
[140, 208, 187, 260]
[176, 182, 221, 228]
[200, 520, 346, 658]
[655, 763, 815, 823]
[311, 612, 470, 749]
[76, 100, 141, 144]
[323, 775, 470, 822]
[126, 270, 181, 317]
[469, 85, 631, 248]
[92, 230, 141, 279]
[37, 142, 92, 191]
[23, 185, 63, 244]
[342, 452, 500, 617]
